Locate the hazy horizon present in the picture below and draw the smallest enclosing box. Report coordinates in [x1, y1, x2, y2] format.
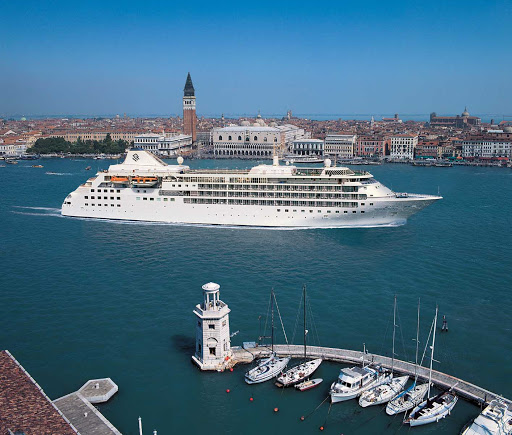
[2, 0, 511, 116]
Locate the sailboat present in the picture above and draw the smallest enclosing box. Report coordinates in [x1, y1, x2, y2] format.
[245, 289, 290, 384]
[461, 399, 512, 435]
[275, 285, 322, 388]
[405, 306, 458, 426]
[386, 299, 429, 415]
[359, 295, 408, 407]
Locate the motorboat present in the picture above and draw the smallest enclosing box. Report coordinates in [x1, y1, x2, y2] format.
[461, 399, 512, 435]
[296, 378, 323, 392]
[330, 363, 391, 403]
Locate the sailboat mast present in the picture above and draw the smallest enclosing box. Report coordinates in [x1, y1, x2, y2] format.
[414, 298, 420, 382]
[303, 284, 307, 361]
[392, 295, 396, 374]
[271, 289, 275, 353]
[427, 306, 438, 397]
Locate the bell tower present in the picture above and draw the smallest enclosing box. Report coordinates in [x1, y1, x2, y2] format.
[183, 72, 197, 142]
[192, 282, 232, 370]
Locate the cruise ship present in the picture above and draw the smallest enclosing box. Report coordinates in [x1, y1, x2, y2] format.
[61, 149, 441, 227]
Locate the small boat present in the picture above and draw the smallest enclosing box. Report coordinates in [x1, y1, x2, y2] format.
[85, 166, 91, 170]
[5, 159, 18, 165]
[330, 360, 391, 403]
[245, 289, 290, 385]
[405, 307, 458, 426]
[461, 399, 512, 435]
[131, 176, 159, 187]
[359, 296, 409, 408]
[275, 285, 322, 388]
[111, 176, 129, 184]
[296, 378, 323, 392]
[31, 165, 44, 168]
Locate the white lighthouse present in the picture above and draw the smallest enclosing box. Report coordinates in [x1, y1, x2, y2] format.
[192, 282, 232, 371]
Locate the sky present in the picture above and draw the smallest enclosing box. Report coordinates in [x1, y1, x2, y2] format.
[1, 0, 511, 118]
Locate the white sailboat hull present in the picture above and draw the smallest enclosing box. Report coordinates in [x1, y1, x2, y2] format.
[386, 383, 429, 415]
[407, 392, 458, 426]
[276, 358, 322, 387]
[359, 376, 409, 407]
[245, 355, 290, 384]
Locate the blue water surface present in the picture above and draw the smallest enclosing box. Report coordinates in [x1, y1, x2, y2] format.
[0, 158, 511, 434]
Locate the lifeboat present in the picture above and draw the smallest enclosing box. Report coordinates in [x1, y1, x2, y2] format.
[111, 176, 129, 184]
[131, 176, 159, 187]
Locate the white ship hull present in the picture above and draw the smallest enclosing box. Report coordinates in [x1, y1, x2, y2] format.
[61, 150, 441, 228]
[62, 194, 438, 228]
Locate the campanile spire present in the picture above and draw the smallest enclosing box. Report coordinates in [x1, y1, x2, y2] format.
[183, 72, 197, 142]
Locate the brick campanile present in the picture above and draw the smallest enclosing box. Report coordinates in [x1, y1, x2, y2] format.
[183, 72, 197, 142]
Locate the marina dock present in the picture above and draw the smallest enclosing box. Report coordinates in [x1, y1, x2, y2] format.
[231, 344, 511, 406]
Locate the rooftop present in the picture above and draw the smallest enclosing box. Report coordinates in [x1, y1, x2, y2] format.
[0, 350, 77, 435]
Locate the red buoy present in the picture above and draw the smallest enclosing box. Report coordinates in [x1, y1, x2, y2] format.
[319, 426, 324, 431]
[250, 397, 253, 402]
[226, 389, 230, 393]
[230, 368, 233, 372]
[274, 407, 279, 412]
[300, 416, 305, 421]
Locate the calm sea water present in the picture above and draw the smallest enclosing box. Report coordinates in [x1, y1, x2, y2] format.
[1, 158, 511, 434]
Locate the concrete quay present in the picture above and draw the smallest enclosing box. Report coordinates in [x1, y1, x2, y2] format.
[231, 344, 510, 407]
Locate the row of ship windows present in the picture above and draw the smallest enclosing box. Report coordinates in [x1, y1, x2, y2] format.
[195, 185, 360, 192]
[85, 196, 120, 200]
[84, 204, 121, 207]
[183, 199, 366, 207]
[91, 189, 121, 193]
[136, 197, 175, 202]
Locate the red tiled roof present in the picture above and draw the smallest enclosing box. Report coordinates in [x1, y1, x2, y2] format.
[0, 350, 77, 435]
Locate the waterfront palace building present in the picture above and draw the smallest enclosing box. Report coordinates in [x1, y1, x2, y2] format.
[212, 116, 309, 158]
[133, 132, 193, 156]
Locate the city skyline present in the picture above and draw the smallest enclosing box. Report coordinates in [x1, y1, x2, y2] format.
[2, 0, 511, 117]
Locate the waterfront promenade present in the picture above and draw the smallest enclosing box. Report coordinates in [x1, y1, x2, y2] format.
[232, 344, 511, 406]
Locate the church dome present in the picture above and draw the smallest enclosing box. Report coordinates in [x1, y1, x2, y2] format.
[269, 121, 277, 127]
[256, 118, 266, 126]
[462, 107, 470, 117]
[241, 120, 250, 126]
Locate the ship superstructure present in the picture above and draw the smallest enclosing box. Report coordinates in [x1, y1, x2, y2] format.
[61, 149, 441, 227]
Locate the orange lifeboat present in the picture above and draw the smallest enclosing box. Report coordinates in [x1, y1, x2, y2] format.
[111, 176, 129, 184]
[131, 176, 158, 187]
